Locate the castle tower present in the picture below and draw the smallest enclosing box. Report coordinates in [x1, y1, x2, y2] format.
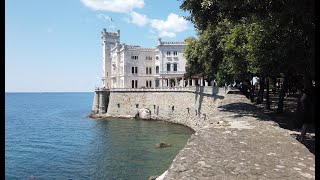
[101, 28, 120, 88]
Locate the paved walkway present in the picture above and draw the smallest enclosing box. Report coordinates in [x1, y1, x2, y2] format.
[158, 94, 315, 180]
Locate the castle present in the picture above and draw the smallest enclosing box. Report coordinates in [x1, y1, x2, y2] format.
[100, 28, 204, 89]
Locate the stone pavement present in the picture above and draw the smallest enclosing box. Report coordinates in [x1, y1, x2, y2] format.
[158, 94, 315, 180]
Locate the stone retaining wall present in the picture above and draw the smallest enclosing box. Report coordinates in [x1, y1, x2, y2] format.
[106, 87, 227, 131]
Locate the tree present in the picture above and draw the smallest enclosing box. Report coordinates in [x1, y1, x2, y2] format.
[181, 0, 314, 112]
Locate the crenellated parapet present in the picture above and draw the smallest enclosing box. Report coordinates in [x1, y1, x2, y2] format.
[124, 44, 155, 51]
[101, 28, 120, 41]
[157, 37, 185, 46]
[161, 41, 185, 45]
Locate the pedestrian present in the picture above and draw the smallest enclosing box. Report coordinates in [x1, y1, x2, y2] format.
[298, 86, 315, 142]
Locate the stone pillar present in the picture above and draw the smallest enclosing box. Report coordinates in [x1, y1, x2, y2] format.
[200, 77, 203, 86]
[186, 79, 189, 87]
[99, 88, 106, 114]
[175, 78, 178, 87]
[205, 80, 208, 86]
[192, 79, 195, 86]
[182, 77, 185, 87]
[92, 88, 100, 113]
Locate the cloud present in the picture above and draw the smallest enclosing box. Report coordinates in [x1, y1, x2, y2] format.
[80, 0, 144, 13]
[80, 1, 189, 38]
[150, 13, 188, 38]
[130, 11, 148, 26]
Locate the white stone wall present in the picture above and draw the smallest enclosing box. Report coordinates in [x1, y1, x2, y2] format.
[106, 88, 226, 131]
[122, 47, 156, 88]
[157, 41, 186, 79]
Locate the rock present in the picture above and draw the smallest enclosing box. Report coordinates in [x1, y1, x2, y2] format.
[156, 141, 171, 148]
[148, 176, 158, 180]
[138, 108, 151, 120]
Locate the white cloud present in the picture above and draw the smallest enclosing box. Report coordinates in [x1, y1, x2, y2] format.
[123, 16, 131, 24]
[130, 11, 148, 26]
[80, 0, 144, 13]
[150, 13, 188, 38]
[80, 0, 189, 38]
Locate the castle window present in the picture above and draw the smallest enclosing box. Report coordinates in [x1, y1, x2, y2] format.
[167, 51, 171, 56]
[167, 63, 171, 71]
[146, 67, 148, 74]
[149, 80, 152, 87]
[132, 67, 138, 74]
[173, 64, 178, 71]
[135, 80, 138, 88]
[156, 66, 159, 74]
[146, 80, 149, 87]
[132, 80, 135, 88]
[173, 51, 178, 56]
[149, 67, 152, 74]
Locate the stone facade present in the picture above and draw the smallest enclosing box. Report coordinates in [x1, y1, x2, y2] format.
[109, 44, 157, 88]
[101, 28, 192, 89]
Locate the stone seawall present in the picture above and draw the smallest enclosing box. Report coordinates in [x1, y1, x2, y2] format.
[106, 87, 227, 131]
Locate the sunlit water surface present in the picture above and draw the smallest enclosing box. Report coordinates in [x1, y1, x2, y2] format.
[5, 93, 193, 179]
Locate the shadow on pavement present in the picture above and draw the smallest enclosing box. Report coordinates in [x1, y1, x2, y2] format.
[217, 101, 315, 155]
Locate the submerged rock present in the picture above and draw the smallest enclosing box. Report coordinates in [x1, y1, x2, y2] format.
[155, 141, 171, 148]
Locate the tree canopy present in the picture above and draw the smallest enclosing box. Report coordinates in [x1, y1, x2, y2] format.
[181, 0, 315, 84]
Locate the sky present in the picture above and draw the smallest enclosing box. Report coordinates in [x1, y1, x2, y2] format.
[5, 0, 196, 92]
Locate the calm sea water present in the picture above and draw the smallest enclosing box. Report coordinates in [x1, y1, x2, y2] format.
[5, 93, 193, 180]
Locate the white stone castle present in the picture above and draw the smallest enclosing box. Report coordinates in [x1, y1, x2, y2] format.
[100, 28, 204, 89]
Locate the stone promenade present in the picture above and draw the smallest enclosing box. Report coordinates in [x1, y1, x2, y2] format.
[157, 94, 315, 180]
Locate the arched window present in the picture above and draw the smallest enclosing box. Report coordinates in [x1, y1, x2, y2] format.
[156, 66, 159, 74]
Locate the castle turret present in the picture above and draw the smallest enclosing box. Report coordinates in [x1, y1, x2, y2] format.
[101, 28, 120, 88]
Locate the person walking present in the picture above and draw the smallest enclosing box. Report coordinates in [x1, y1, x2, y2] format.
[298, 86, 315, 142]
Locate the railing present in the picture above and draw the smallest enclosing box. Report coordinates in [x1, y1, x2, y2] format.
[109, 87, 190, 92]
[160, 71, 185, 74]
[95, 86, 237, 95]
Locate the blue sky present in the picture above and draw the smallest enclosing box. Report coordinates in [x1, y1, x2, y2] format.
[5, 0, 196, 92]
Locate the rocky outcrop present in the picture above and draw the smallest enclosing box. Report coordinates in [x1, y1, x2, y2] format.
[138, 108, 151, 120]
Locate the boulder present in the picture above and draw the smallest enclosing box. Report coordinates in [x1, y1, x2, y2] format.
[138, 108, 151, 120]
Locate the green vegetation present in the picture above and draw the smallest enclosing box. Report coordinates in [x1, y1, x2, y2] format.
[181, 0, 314, 112]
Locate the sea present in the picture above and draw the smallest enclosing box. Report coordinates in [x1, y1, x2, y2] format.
[5, 92, 193, 180]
